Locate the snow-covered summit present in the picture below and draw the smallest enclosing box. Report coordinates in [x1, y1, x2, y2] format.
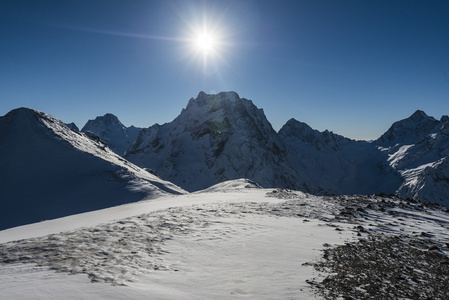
[126, 91, 300, 192]
[185, 91, 241, 110]
[376, 110, 440, 146]
[373, 110, 449, 206]
[0, 107, 185, 230]
[81, 113, 142, 155]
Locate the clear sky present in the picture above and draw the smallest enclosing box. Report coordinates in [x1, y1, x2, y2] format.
[1, 0, 449, 140]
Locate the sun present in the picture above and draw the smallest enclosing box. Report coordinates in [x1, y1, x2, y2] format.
[194, 32, 216, 55]
[179, 12, 231, 71]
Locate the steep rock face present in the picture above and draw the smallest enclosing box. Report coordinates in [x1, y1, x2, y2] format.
[279, 119, 402, 195]
[0, 108, 185, 230]
[126, 92, 302, 192]
[81, 113, 142, 155]
[376, 111, 449, 206]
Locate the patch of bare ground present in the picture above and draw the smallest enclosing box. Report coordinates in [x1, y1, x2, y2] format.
[311, 234, 449, 300]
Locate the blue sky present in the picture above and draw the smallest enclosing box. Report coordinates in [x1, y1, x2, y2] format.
[1, 0, 449, 140]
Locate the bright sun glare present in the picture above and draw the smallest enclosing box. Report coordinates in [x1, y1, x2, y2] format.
[182, 13, 230, 69]
[195, 32, 216, 55]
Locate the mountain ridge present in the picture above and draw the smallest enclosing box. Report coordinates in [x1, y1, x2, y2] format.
[2, 93, 448, 208]
[0, 107, 185, 230]
[375, 109, 441, 146]
[124, 92, 448, 206]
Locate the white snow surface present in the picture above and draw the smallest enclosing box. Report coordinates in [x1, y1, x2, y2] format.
[0, 188, 350, 299]
[1, 183, 449, 299]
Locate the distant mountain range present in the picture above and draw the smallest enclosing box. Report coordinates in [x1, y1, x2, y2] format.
[125, 92, 449, 205]
[123, 92, 449, 205]
[1, 91, 448, 229]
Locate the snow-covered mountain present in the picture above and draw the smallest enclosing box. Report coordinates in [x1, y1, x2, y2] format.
[2, 94, 447, 216]
[279, 119, 402, 195]
[0, 108, 185, 230]
[126, 91, 303, 192]
[375, 110, 449, 205]
[81, 113, 142, 155]
[124, 92, 448, 206]
[376, 110, 440, 146]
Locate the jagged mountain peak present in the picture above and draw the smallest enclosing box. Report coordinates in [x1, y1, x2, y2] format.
[176, 91, 275, 142]
[100, 113, 122, 125]
[281, 118, 314, 132]
[126, 92, 298, 191]
[183, 91, 248, 118]
[279, 118, 350, 151]
[82, 113, 125, 131]
[279, 118, 316, 141]
[410, 109, 430, 121]
[376, 110, 439, 146]
[81, 113, 142, 155]
[189, 91, 241, 105]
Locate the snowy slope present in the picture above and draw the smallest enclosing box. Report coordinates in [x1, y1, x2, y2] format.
[375, 110, 449, 206]
[0, 189, 349, 299]
[396, 157, 449, 203]
[1, 183, 448, 299]
[81, 113, 142, 155]
[126, 91, 302, 192]
[0, 108, 185, 230]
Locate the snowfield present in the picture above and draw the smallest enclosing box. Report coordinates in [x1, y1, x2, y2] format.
[1, 181, 449, 299]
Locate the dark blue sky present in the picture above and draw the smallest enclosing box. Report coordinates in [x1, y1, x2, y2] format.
[1, 0, 449, 139]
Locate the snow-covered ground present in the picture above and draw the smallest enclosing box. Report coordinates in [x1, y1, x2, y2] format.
[1, 181, 449, 299]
